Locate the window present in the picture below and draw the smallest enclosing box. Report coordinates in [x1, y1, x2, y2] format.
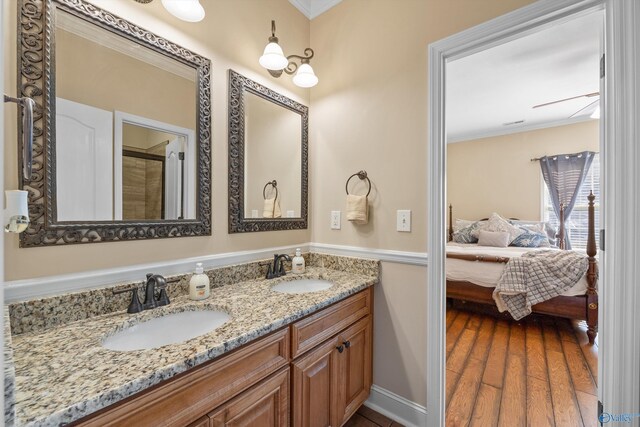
[543, 154, 600, 251]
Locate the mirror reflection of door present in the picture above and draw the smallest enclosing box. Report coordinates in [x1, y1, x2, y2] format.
[54, 9, 197, 223]
[56, 98, 113, 221]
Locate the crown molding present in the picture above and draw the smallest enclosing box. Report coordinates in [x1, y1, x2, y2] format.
[288, 0, 343, 19]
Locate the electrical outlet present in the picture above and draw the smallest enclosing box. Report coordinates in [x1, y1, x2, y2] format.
[397, 210, 411, 232]
[331, 211, 341, 230]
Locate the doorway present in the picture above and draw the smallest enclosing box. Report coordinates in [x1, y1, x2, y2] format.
[427, 0, 640, 425]
[444, 10, 601, 426]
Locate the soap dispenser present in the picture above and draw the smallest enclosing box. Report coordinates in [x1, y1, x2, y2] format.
[189, 263, 210, 300]
[291, 248, 305, 274]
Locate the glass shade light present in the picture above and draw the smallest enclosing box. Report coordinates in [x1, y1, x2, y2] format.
[160, 0, 205, 22]
[4, 190, 29, 233]
[259, 42, 289, 71]
[292, 63, 319, 88]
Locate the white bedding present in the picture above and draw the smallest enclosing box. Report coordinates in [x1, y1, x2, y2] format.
[446, 242, 588, 297]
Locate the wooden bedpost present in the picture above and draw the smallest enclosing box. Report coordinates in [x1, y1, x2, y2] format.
[586, 191, 598, 345]
[448, 204, 453, 242]
[557, 203, 565, 250]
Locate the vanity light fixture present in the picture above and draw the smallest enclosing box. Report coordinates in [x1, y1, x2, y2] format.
[3, 94, 35, 234]
[259, 21, 319, 88]
[134, 0, 205, 23]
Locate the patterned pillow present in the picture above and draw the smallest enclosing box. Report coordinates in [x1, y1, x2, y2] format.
[509, 220, 557, 247]
[485, 213, 524, 244]
[453, 221, 483, 243]
[510, 226, 548, 248]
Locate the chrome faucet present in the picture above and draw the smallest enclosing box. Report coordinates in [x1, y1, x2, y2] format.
[265, 254, 291, 279]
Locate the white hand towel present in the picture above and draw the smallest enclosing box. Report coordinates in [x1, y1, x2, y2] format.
[346, 194, 368, 224]
[263, 197, 282, 218]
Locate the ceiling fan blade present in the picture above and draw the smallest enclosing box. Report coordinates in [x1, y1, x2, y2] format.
[533, 92, 599, 109]
[569, 98, 600, 118]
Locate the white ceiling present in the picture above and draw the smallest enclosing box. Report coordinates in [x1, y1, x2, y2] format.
[288, 0, 343, 20]
[446, 11, 603, 143]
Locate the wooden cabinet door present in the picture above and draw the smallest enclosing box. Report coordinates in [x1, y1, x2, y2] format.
[208, 368, 289, 427]
[292, 336, 342, 427]
[337, 316, 373, 426]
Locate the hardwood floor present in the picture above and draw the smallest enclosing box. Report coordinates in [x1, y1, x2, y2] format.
[344, 405, 405, 427]
[446, 308, 598, 427]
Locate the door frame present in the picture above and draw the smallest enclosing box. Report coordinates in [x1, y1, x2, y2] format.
[114, 111, 196, 220]
[427, 0, 640, 425]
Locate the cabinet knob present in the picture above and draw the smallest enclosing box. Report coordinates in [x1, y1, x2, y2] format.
[336, 345, 344, 353]
[343, 341, 351, 348]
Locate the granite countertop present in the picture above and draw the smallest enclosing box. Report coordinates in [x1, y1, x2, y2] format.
[10, 266, 377, 426]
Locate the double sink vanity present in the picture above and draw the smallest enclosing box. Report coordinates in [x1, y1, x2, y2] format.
[6, 1, 373, 426]
[6, 254, 379, 426]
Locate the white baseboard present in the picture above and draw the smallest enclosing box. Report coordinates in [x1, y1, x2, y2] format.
[310, 243, 428, 267]
[365, 384, 427, 427]
[4, 243, 428, 302]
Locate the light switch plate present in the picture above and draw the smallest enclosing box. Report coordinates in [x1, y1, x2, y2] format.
[331, 211, 341, 230]
[397, 210, 411, 232]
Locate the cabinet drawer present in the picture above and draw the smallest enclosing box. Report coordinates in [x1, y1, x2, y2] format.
[209, 367, 289, 427]
[74, 328, 290, 427]
[291, 287, 372, 359]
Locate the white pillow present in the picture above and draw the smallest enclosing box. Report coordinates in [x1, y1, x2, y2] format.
[486, 213, 524, 244]
[454, 219, 475, 232]
[477, 230, 510, 247]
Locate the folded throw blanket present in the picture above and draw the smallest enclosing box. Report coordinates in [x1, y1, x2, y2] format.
[493, 250, 589, 320]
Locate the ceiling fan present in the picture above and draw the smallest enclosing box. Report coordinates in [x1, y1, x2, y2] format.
[532, 91, 600, 118]
[532, 91, 599, 109]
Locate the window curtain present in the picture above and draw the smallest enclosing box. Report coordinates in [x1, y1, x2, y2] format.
[539, 151, 596, 249]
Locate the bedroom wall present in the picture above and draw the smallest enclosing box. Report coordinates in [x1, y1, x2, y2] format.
[447, 120, 600, 222]
[310, 0, 536, 408]
[3, 0, 311, 280]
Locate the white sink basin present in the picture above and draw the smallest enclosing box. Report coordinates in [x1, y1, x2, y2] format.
[103, 309, 231, 351]
[271, 279, 333, 294]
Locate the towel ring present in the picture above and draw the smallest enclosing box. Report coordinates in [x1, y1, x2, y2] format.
[345, 170, 371, 197]
[263, 180, 278, 200]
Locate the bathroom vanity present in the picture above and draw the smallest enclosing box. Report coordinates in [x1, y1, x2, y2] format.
[6, 255, 378, 426]
[77, 288, 372, 427]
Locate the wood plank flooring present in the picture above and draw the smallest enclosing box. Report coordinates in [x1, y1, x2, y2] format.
[344, 405, 404, 427]
[446, 308, 598, 427]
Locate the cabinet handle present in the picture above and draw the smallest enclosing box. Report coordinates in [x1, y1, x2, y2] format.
[343, 341, 351, 348]
[336, 345, 344, 353]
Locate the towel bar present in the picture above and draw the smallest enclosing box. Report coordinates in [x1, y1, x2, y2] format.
[345, 170, 371, 197]
[263, 180, 278, 200]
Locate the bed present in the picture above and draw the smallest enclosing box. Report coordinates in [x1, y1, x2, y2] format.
[446, 192, 598, 344]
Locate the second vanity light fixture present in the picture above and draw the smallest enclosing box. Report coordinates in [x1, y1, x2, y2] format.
[259, 21, 319, 88]
[134, 0, 205, 23]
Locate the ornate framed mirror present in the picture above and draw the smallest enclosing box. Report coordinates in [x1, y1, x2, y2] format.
[228, 70, 308, 233]
[16, 0, 212, 247]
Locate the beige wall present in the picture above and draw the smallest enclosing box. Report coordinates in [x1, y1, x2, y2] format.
[3, 0, 311, 280]
[310, 0, 536, 406]
[57, 28, 195, 130]
[244, 93, 302, 217]
[447, 121, 600, 222]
